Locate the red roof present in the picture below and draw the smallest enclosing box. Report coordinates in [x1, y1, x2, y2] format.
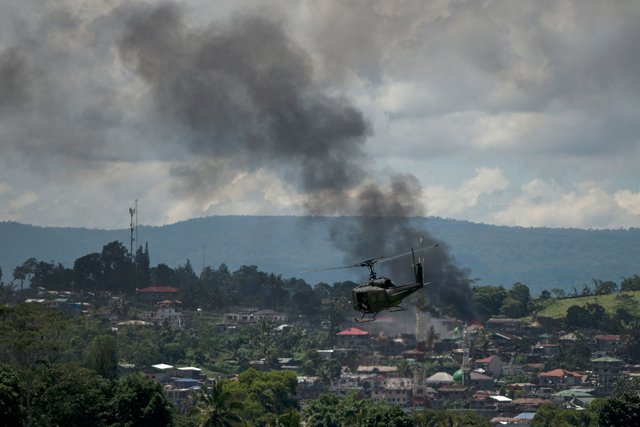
[475, 355, 498, 364]
[336, 327, 369, 336]
[137, 286, 179, 293]
[595, 334, 621, 341]
[538, 368, 582, 378]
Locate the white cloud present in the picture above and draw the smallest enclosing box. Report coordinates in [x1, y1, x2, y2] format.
[423, 167, 509, 217]
[614, 190, 640, 216]
[197, 169, 303, 217]
[490, 180, 640, 228]
[9, 192, 37, 212]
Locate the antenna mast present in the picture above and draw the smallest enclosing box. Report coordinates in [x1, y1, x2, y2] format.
[135, 199, 138, 251]
[129, 201, 136, 261]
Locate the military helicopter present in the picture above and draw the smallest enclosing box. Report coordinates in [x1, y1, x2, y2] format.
[304, 243, 439, 322]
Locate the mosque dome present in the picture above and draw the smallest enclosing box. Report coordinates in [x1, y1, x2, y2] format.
[453, 369, 463, 383]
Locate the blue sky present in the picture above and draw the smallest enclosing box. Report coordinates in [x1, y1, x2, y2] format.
[1, 0, 639, 229]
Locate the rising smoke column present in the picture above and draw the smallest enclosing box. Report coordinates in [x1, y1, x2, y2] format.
[117, 2, 367, 201]
[329, 174, 476, 321]
[117, 1, 476, 321]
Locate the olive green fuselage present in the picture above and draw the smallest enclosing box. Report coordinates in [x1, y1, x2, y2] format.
[351, 281, 424, 314]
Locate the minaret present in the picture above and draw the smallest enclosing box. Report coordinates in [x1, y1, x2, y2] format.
[462, 325, 471, 386]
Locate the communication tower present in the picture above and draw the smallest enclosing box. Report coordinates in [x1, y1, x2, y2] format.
[129, 199, 138, 261]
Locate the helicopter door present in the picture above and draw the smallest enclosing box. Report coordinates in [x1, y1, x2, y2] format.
[357, 292, 370, 310]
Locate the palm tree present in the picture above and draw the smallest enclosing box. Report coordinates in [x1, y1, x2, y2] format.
[193, 381, 243, 427]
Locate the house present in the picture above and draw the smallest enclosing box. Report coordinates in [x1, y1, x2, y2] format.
[501, 362, 524, 377]
[137, 286, 179, 304]
[469, 371, 495, 389]
[591, 356, 624, 396]
[330, 373, 365, 397]
[473, 355, 502, 377]
[510, 398, 549, 413]
[253, 309, 287, 324]
[145, 300, 182, 328]
[335, 327, 370, 350]
[223, 310, 254, 324]
[148, 363, 175, 383]
[485, 318, 524, 334]
[558, 332, 578, 345]
[537, 368, 585, 390]
[552, 389, 595, 406]
[468, 390, 498, 410]
[370, 377, 412, 407]
[532, 343, 560, 358]
[437, 385, 468, 401]
[222, 308, 288, 326]
[490, 332, 522, 353]
[176, 366, 202, 379]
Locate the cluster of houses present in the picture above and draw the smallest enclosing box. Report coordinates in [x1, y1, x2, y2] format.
[22, 285, 636, 425]
[295, 319, 632, 426]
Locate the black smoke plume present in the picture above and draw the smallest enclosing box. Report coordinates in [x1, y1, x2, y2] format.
[329, 174, 476, 321]
[118, 3, 367, 198]
[117, 1, 476, 321]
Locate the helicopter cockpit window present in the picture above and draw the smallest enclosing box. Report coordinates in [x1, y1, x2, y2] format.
[357, 292, 369, 309]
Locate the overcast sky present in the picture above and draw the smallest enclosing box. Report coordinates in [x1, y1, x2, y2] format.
[1, 0, 639, 230]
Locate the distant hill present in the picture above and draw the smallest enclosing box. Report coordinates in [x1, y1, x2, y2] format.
[1, 216, 639, 294]
[537, 291, 640, 319]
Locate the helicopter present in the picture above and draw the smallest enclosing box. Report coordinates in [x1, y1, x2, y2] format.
[304, 243, 439, 322]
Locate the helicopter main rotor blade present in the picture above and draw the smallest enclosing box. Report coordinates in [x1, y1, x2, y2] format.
[301, 255, 384, 274]
[376, 243, 440, 265]
[300, 265, 360, 274]
[300, 245, 438, 275]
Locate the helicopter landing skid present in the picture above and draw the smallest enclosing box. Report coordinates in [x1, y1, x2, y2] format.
[355, 312, 379, 323]
[355, 305, 407, 322]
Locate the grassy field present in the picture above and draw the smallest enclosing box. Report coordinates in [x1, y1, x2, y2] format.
[536, 291, 640, 319]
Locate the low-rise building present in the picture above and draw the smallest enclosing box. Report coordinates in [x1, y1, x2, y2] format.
[335, 327, 371, 350]
[473, 355, 502, 377]
[469, 371, 495, 389]
[538, 368, 585, 390]
[145, 300, 182, 328]
[593, 335, 622, 354]
[485, 318, 524, 334]
[148, 363, 175, 383]
[532, 343, 560, 358]
[370, 377, 412, 407]
[591, 356, 624, 396]
[223, 308, 287, 325]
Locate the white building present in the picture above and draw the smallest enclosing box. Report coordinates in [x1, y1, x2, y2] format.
[145, 300, 182, 328]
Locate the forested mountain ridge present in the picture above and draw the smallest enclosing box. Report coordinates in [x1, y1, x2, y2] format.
[1, 216, 639, 294]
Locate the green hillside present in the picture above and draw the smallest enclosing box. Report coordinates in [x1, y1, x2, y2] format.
[537, 291, 640, 319]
